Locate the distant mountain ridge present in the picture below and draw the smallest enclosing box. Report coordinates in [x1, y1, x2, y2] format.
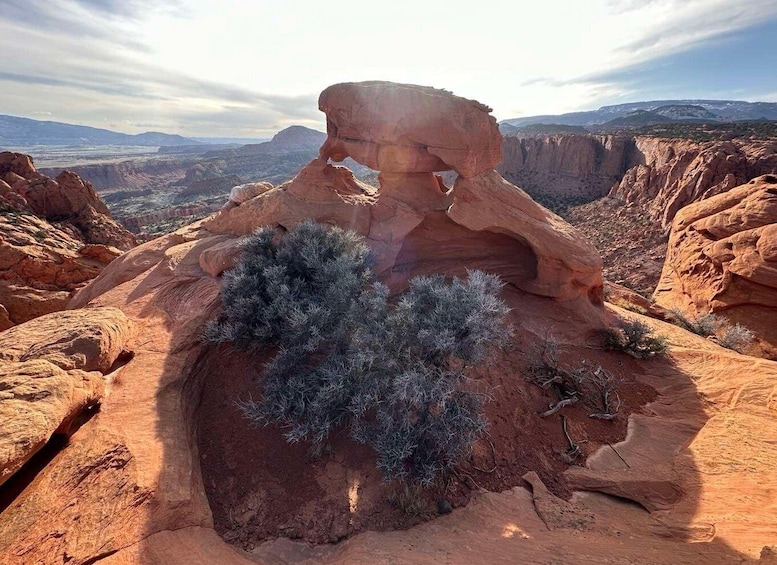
[502, 100, 777, 128]
[0, 114, 197, 147]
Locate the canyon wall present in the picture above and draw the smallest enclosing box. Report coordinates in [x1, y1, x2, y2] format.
[611, 138, 777, 229]
[498, 134, 777, 226]
[41, 159, 188, 191]
[497, 134, 636, 204]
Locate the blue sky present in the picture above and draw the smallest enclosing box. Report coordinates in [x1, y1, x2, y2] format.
[1, 0, 776, 137]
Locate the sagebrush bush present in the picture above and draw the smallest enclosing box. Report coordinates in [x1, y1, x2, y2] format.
[205, 220, 511, 486]
[669, 308, 723, 337]
[718, 323, 755, 353]
[604, 319, 668, 358]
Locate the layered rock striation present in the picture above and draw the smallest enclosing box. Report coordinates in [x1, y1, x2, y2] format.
[0, 152, 136, 327]
[3, 83, 777, 565]
[498, 134, 636, 203]
[654, 174, 777, 358]
[498, 133, 777, 229]
[611, 138, 777, 230]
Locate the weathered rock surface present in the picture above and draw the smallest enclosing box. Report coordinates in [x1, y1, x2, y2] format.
[0, 307, 134, 372]
[448, 170, 603, 301]
[654, 174, 777, 358]
[498, 134, 777, 230]
[610, 138, 777, 229]
[0, 210, 123, 325]
[0, 307, 132, 488]
[1, 152, 135, 327]
[1, 152, 137, 251]
[319, 81, 502, 178]
[2, 84, 776, 565]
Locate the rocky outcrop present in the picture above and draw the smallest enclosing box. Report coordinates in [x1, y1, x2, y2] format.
[2, 83, 777, 565]
[0, 152, 135, 327]
[610, 138, 777, 229]
[319, 81, 502, 178]
[0, 307, 133, 487]
[654, 174, 777, 358]
[300, 81, 601, 301]
[1, 152, 136, 250]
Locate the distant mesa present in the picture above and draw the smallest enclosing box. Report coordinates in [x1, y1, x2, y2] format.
[502, 99, 777, 129]
[0, 114, 196, 147]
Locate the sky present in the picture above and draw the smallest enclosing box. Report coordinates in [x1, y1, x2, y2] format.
[1, 0, 776, 138]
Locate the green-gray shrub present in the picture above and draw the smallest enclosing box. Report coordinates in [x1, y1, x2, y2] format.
[604, 319, 668, 358]
[717, 323, 755, 353]
[205, 220, 511, 486]
[669, 308, 723, 337]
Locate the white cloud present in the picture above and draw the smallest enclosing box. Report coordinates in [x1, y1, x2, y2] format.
[0, 0, 775, 135]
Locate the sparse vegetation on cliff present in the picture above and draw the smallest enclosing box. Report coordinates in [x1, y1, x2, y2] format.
[205, 220, 511, 486]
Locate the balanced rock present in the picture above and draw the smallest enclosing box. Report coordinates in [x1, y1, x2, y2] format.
[318, 81, 502, 178]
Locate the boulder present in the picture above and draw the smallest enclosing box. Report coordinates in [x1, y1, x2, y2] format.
[0, 307, 133, 488]
[0, 359, 104, 487]
[0, 307, 134, 372]
[654, 174, 777, 358]
[225, 181, 273, 208]
[318, 81, 502, 178]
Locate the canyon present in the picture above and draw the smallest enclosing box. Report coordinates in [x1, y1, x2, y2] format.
[1, 83, 776, 565]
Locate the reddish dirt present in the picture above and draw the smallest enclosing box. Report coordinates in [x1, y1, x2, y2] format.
[566, 197, 668, 297]
[196, 287, 657, 551]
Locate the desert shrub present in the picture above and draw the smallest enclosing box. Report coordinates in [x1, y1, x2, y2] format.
[604, 319, 668, 358]
[718, 323, 755, 353]
[205, 220, 510, 486]
[669, 308, 723, 337]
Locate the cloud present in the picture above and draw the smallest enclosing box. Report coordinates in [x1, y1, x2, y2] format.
[1, 0, 776, 135]
[0, 2, 322, 136]
[569, 17, 777, 103]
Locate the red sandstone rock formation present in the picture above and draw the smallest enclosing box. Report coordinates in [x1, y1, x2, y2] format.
[610, 138, 777, 230]
[2, 83, 777, 565]
[210, 81, 601, 303]
[654, 174, 777, 358]
[1, 152, 136, 250]
[0, 152, 136, 327]
[498, 134, 777, 230]
[0, 308, 133, 487]
[319, 81, 502, 178]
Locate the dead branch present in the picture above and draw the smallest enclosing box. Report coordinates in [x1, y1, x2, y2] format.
[540, 396, 578, 417]
[560, 415, 582, 463]
[469, 436, 497, 473]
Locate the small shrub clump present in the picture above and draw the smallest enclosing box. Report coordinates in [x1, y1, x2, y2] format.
[604, 319, 668, 358]
[669, 308, 723, 337]
[717, 324, 755, 353]
[205, 220, 511, 486]
[668, 308, 755, 353]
